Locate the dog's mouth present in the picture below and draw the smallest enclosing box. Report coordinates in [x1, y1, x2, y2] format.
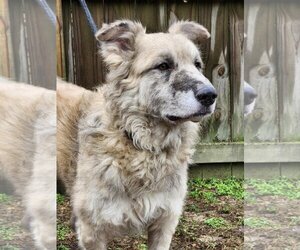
[166, 110, 212, 122]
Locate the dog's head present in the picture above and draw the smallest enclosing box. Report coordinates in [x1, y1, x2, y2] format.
[244, 81, 257, 116]
[96, 20, 217, 123]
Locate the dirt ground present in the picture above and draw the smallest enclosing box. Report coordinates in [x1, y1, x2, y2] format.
[1, 178, 300, 250]
[56, 178, 244, 250]
[0, 194, 35, 249]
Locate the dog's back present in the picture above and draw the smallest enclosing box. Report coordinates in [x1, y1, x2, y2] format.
[57, 80, 92, 194]
[0, 77, 54, 194]
[0, 77, 56, 249]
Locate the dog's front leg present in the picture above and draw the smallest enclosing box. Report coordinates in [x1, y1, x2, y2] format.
[147, 213, 180, 250]
[76, 219, 107, 250]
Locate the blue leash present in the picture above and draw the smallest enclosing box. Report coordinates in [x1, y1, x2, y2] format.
[78, 0, 98, 35]
[34, 0, 56, 26]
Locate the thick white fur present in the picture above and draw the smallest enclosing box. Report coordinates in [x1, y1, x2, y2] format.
[0, 77, 56, 249]
[58, 20, 213, 250]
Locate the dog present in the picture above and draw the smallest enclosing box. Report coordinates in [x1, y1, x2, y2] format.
[0, 77, 56, 249]
[244, 81, 257, 116]
[57, 20, 217, 250]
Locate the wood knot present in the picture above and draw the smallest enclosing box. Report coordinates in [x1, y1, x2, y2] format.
[254, 110, 263, 119]
[218, 65, 226, 76]
[214, 110, 221, 119]
[258, 65, 270, 76]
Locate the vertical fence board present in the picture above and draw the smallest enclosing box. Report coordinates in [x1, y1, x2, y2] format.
[201, 2, 231, 142]
[276, 3, 300, 142]
[244, 3, 279, 142]
[0, 0, 14, 78]
[57, 0, 65, 78]
[7, 0, 55, 88]
[229, 2, 243, 142]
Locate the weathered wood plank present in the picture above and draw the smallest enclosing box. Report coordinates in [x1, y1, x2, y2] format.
[229, 2, 243, 142]
[199, 2, 232, 143]
[193, 142, 300, 163]
[276, 3, 300, 142]
[244, 3, 279, 142]
[0, 0, 14, 78]
[56, 0, 65, 78]
[193, 143, 244, 163]
[244, 142, 300, 163]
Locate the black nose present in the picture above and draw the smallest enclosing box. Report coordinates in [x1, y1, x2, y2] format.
[244, 89, 257, 105]
[196, 86, 218, 107]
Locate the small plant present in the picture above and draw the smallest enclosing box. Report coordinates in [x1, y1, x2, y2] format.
[244, 217, 273, 228]
[188, 178, 244, 202]
[289, 216, 300, 226]
[0, 193, 10, 203]
[186, 204, 200, 213]
[204, 217, 228, 228]
[0, 226, 19, 241]
[202, 191, 217, 203]
[57, 194, 65, 205]
[246, 178, 300, 200]
[0, 245, 20, 250]
[137, 243, 148, 250]
[220, 205, 231, 214]
[57, 224, 71, 241]
[58, 244, 70, 250]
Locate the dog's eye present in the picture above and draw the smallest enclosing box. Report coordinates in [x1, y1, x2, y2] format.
[157, 63, 170, 71]
[195, 61, 202, 69]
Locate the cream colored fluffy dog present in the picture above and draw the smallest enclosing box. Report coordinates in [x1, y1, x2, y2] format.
[0, 77, 56, 249]
[57, 20, 217, 250]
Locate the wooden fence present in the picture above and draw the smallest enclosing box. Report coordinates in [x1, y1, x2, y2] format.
[0, 0, 56, 89]
[56, 0, 300, 177]
[0, 0, 299, 177]
[57, 0, 244, 145]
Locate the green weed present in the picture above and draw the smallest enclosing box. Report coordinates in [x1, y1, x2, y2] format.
[0, 193, 10, 203]
[137, 243, 148, 250]
[57, 194, 65, 205]
[58, 244, 70, 250]
[246, 178, 300, 200]
[0, 225, 19, 241]
[0, 244, 20, 250]
[57, 224, 71, 241]
[244, 217, 273, 228]
[189, 178, 244, 202]
[204, 217, 228, 228]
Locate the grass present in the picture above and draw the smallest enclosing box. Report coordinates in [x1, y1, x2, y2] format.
[186, 203, 201, 213]
[58, 244, 70, 250]
[0, 245, 20, 250]
[289, 216, 300, 226]
[0, 193, 11, 203]
[0, 225, 20, 241]
[204, 217, 228, 229]
[57, 224, 71, 241]
[189, 178, 244, 202]
[245, 178, 300, 200]
[137, 243, 148, 250]
[244, 217, 274, 228]
[57, 194, 65, 205]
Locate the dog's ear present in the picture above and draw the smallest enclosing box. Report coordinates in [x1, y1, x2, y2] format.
[168, 21, 210, 44]
[95, 20, 145, 67]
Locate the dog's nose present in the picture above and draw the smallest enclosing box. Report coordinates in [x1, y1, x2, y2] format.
[244, 89, 257, 105]
[244, 81, 257, 105]
[196, 86, 218, 107]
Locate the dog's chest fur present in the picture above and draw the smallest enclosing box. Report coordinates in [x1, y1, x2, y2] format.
[72, 96, 198, 235]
